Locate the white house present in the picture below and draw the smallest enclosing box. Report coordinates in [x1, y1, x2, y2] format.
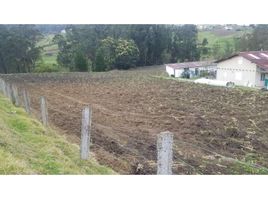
[166, 61, 216, 78]
[216, 51, 268, 88]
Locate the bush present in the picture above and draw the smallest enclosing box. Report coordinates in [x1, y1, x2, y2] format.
[74, 52, 88, 72]
[34, 62, 60, 73]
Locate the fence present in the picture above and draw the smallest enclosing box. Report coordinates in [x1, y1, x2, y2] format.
[2, 75, 268, 175]
[0, 76, 176, 175]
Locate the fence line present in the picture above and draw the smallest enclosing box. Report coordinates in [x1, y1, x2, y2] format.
[11, 84, 20, 106]
[174, 140, 268, 172]
[23, 89, 31, 114]
[0, 75, 267, 174]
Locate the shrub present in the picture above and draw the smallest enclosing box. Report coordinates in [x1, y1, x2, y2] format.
[34, 62, 60, 73]
[74, 52, 88, 72]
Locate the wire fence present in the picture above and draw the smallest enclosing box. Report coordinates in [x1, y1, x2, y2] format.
[1, 74, 268, 175]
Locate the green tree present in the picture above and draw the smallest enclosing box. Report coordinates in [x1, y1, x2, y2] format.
[235, 25, 268, 52]
[95, 49, 106, 72]
[212, 42, 222, 59]
[0, 25, 42, 74]
[74, 51, 88, 72]
[114, 39, 139, 69]
[54, 24, 201, 71]
[223, 40, 234, 58]
[96, 37, 117, 70]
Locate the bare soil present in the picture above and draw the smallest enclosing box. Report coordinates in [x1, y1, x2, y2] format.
[2, 66, 268, 174]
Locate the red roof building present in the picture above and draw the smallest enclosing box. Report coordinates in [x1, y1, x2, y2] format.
[216, 51, 268, 88]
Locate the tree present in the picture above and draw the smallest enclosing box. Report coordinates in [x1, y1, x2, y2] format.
[114, 39, 139, 69]
[0, 25, 42, 74]
[55, 24, 200, 71]
[223, 40, 234, 58]
[95, 37, 117, 70]
[235, 25, 268, 52]
[74, 51, 88, 72]
[94, 37, 139, 71]
[201, 38, 209, 55]
[95, 49, 106, 72]
[169, 25, 200, 62]
[212, 42, 222, 60]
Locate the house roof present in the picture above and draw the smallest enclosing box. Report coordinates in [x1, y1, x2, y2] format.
[166, 61, 216, 69]
[216, 51, 268, 71]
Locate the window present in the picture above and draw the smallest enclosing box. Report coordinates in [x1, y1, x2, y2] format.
[261, 73, 265, 81]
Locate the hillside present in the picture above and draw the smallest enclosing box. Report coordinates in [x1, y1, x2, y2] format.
[0, 94, 115, 174]
[198, 27, 252, 60]
[37, 34, 59, 65]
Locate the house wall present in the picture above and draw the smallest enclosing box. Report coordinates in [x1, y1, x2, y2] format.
[166, 65, 175, 76]
[216, 56, 257, 87]
[175, 69, 184, 77]
[255, 70, 268, 88]
[167, 64, 217, 78]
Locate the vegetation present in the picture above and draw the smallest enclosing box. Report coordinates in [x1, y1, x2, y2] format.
[198, 30, 241, 60]
[1, 24, 268, 74]
[37, 34, 59, 66]
[0, 25, 42, 73]
[0, 94, 114, 174]
[34, 62, 60, 73]
[94, 37, 139, 71]
[236, 25, 268, 51]
[3, 67, 268, 174]
[54, 24, 200, 71]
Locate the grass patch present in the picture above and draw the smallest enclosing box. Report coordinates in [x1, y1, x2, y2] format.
[0, 94, 115, 174]
[37, 34, 59, 66]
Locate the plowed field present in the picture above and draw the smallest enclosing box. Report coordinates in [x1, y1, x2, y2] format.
[2, 66, 268, 174]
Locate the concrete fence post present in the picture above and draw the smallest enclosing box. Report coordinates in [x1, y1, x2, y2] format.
[11, 84, 20, 106]
[80, 106, 92, 160]
[10, 84, 17, 105]
[40, 96, 48, 126]
[0, 79, 5, 94]
[2, 80, 7, 97]
[157, 131, 173, 175]
[6, 83, 12, 100]
[1, 79, 6, 96]
[23, 89, 31, 114]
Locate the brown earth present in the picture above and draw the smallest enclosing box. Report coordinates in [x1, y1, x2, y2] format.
[2, 66, 268, 174]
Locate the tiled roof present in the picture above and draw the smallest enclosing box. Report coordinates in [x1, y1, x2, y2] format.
[216, 51, 268, 71]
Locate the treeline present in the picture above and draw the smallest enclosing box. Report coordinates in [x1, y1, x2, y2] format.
[54, 25, 201, 71]
[2, 24, 268, 74]
[235, 25, 268, 51]
[0, 25, 42, 74]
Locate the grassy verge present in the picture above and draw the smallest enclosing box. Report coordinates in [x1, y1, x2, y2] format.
[0, 94, 115, 174]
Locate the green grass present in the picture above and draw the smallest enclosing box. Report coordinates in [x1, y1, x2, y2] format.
[197, 29, 253, 60]
[42, 54, 58, 65]
[37, 34, 56, 47]
[38, 34, 59, 65]
[0, 94, 115, 174]
[198, 31, 239, 48]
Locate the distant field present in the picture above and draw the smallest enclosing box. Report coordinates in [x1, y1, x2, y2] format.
[198, 28, 252, 59]
[198, 31, 238, 48]
[37, 34, 58, 65]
